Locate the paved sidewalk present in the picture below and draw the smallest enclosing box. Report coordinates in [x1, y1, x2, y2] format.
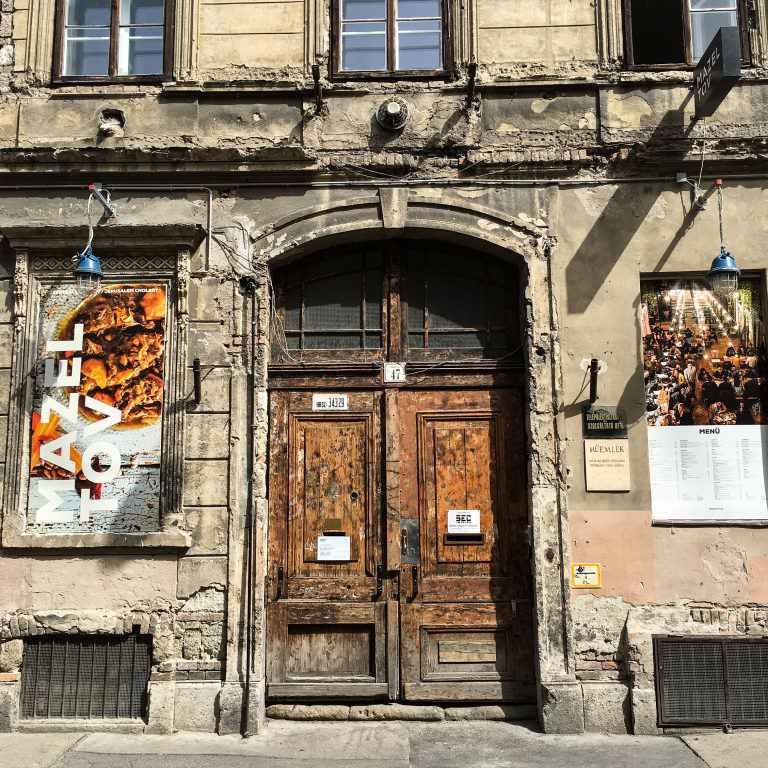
[0, 721, 722, 768]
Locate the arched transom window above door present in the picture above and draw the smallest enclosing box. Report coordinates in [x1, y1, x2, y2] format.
[270, 240, 522, 367]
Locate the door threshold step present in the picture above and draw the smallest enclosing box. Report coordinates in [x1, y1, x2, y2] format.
[266, 703, 538, 722]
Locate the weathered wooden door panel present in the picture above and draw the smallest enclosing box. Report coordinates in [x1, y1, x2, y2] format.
[398, 390, 534, 702]
[267, 391, 388, 699]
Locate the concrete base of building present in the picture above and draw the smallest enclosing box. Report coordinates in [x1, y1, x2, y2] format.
[539, 681, 586, 734]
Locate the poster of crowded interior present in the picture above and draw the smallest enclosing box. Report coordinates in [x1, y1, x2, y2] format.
[26, 283, 167, 533]
[642, 277, 768, 522]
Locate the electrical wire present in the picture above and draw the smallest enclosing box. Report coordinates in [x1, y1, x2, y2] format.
[71, 191, 96, 266]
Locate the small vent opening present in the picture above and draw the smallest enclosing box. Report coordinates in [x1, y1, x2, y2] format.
[654, 636, 768, 727]
[20, 634, 151, 720]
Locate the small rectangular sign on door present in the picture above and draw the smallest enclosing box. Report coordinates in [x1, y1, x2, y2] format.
[312, 393, 349, 412]
[317, 535, 351, 561]
[447, 509, 481, 534]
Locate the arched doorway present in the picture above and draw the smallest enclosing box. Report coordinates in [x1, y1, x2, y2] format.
[265, 239, 535, 704]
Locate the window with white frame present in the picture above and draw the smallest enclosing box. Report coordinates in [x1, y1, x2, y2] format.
[335, 0, 447, 75]
[57, 0, 169, 79]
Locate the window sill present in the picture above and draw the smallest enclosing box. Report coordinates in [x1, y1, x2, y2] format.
[1, 529, 191, 550]
[329, 69, 454, 82]
[51, 75, 168, 87]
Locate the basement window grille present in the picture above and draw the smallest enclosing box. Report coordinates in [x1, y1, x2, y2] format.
[654, 636, 768, 727]
[20, 634, 151, 720]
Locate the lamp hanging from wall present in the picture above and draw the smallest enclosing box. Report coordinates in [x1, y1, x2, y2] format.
[707, 179, 740, 299]
[72, 190, 104, 291]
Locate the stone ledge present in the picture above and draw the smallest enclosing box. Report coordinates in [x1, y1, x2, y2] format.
[266, 703, 538, 722]
[16, 719, 145, 734]
[0, 530, 191, 550]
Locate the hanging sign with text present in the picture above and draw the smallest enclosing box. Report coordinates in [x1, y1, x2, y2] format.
[583, 405, 627, 438]
[694, 26, 741, 119]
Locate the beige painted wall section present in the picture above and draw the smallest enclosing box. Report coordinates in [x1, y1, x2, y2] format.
[0, 556, 178, 611]
[198, 0, 305, 72]
[555, 181, 768, 607]
[476, 0, 597, 65]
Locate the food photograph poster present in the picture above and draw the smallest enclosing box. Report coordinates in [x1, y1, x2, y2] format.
[26, 283, 167, 533]
[642, 277, 768, 522]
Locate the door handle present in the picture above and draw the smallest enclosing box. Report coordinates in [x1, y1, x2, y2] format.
[411, 565, 418, 601]
[276, 566, 285, 600]
[375, 564, 385, 600]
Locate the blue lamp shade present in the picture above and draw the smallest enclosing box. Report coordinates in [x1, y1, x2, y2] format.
[73, 245, 103, 290]
[708, 246, 740, 297]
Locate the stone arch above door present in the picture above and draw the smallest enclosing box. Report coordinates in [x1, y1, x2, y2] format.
[251, 190, 543, 268]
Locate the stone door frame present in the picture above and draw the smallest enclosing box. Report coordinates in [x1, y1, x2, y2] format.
[245, 189, 584, 734]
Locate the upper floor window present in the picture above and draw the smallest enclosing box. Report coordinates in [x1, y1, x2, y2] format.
[55, 0, 170, 80]
[625, 0, 750, 67]
[334, 0, 447, 76]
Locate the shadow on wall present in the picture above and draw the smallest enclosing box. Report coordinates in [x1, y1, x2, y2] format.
[565, 90, 696, 315]
[564, 90, 702, 426]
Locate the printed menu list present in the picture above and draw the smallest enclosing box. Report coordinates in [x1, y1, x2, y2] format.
[648, 425, 768, 521]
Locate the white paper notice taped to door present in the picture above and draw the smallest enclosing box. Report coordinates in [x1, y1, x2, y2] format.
[447, 509, 481, 534]
[317, 535, 351, 561]
[312, 393, 349, 412]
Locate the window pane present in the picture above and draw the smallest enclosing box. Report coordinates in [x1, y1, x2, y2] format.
[67, 0, 110, 27]
[342, 21, 387, 70]
[630, 0, 685, 64]
[691, 10, 738, 59]
[342, 0, 386, 20]
[281, 286, 301, 330]
[690, 0, 736, 9]
[398, 0, 441, 18]
[118, 26, 164, 74]
[429, 331, 485, 349]
[430, 276, 484, 330]
[397, 19, 441, 69]
[304, 272, 362, 329]
[121, 0, 165, 25]
[364, 332, 382, 349]
[64, 35, 110, 75]
[304, 334, 362, 350]
[364, 270, 383, 330]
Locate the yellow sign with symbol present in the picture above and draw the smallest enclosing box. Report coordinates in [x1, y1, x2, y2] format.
[571, 562, 602, 589]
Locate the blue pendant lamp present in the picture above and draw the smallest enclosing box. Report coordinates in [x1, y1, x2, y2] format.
[73, 244, 103, 290]
[707, 179, 740, 298]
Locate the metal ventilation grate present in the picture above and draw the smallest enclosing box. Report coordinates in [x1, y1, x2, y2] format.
[20, 634, 151, 720]
[654, 636, 768, 727]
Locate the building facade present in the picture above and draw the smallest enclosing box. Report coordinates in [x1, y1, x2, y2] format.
[0, 0, 767, 736]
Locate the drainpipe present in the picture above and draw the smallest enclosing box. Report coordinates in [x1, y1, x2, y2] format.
[239, 274, 258, 736]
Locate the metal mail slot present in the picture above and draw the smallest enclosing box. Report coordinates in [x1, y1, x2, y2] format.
[443, 533, 485, 546]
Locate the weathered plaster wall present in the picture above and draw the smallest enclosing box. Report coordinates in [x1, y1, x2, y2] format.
[0, 193, 258, 733]
[554, 180, 768, 732]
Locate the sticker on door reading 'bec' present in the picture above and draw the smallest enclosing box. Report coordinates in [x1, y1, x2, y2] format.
[317, 535, 351, 561]
[312, 393, 349, 411]
[447, 510, 481, 534]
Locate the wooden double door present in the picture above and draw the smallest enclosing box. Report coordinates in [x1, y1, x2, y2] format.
[266, 387, 535, 702]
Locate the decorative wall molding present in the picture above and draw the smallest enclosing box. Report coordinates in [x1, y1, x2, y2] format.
[596, 0, 624, 67]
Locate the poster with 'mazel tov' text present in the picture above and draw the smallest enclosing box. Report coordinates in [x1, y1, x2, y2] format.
[26, 283, 167, 533]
